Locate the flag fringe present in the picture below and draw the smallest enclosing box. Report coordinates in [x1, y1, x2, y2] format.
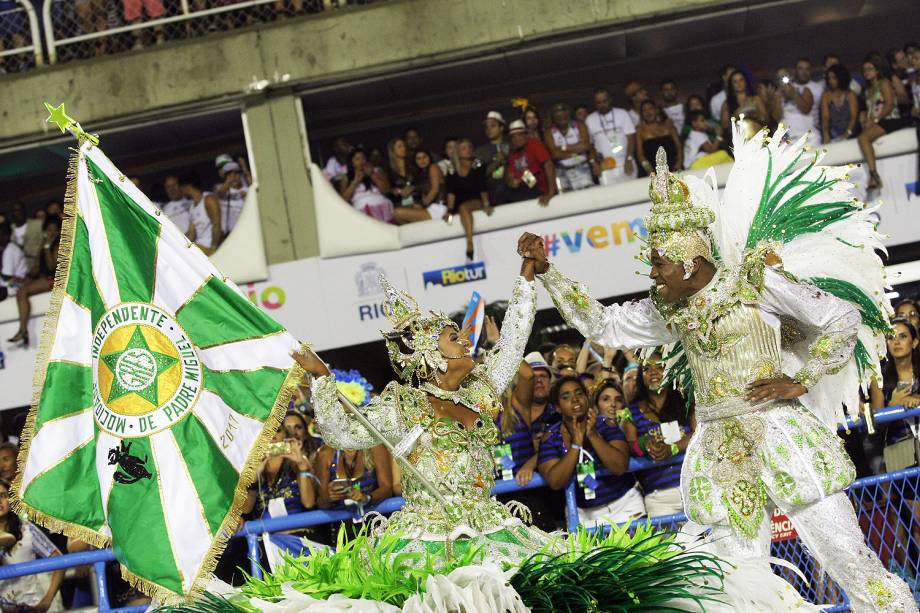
[175, 355, 306, 604]
[12, 146, 111, 550]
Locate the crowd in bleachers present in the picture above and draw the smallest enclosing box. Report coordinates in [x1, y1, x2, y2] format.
[323, 43, 920, 261]
[0, 153, 249, 349]
[0, 0, 371, 73]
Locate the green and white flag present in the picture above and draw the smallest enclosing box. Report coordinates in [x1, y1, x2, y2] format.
[14, 139, 303, 600]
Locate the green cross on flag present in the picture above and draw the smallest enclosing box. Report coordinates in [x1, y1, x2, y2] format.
[14, 139, 304, 601]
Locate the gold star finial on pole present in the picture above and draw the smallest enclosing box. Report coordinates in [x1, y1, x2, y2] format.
[43, 102, 99, 146]
[44, 102, 74, 133]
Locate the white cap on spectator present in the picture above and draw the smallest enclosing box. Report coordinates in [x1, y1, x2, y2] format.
[214, 153, 233, 169]
[222, 162, 241, 173]
[483, 111, 505, 124]
[524, 351, 550, 373]
[507, 119, 526, 134]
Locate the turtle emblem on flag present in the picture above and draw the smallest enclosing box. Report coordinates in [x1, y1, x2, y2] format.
[91, 303, 202, 437]
[108, 441, 153, 484]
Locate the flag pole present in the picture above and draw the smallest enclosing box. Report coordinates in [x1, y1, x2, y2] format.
[334, 391, 451, 508]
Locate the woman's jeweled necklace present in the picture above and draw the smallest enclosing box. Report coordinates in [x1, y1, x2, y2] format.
[420, 381, 482, 413]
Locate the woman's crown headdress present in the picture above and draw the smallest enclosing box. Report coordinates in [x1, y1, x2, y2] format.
[645, 148, 715, 277]
[379, 275, 458, 383]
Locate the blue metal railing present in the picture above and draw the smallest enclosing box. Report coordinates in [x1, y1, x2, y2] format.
[0, 405, 917, 611]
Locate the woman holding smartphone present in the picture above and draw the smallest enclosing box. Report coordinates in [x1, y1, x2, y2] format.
[313, 443, 393, 543]
[315, 445, 393, 510]
[243, 426, 317, 520]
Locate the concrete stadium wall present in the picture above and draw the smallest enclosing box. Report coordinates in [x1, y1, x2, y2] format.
[0, 0, 736, 143]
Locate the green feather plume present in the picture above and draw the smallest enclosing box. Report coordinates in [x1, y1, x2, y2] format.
[806, 277, 890, 333]
[746, 149, 857, 249]
[853, 338, 873, 380]
[511, 523, 726, 613]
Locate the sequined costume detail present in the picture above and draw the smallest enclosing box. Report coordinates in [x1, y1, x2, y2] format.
[539, 263, 915, 611]
[313, 277, 551, 563]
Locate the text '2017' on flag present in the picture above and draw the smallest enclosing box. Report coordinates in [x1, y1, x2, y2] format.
[14, 136, 304, 601]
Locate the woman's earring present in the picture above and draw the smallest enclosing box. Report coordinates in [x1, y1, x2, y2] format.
[682, 260, 694, 280]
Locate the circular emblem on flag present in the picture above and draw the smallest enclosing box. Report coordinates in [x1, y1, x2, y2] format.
[91, 303, 202, 437]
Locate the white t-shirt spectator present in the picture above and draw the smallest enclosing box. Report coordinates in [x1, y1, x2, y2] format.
[1, 241, 27, 292]
[323, 157, 348, 183]
[585, 108, 636, 183]
[683, 130, 711, 169]
[159, 198, 192, 234]
[12, 222, 26, 248]
[783, 81, 823, 145]
[709, 90, 727, 120]
[220, 184, 247, 237]
[627, 108, 640, 129]
[190, 192, 216, 249]
[663, 103, 685, 133]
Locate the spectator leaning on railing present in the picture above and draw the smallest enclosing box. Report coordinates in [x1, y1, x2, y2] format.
[544, 102, 594, 192]
[820, 64, 859, 144]
[869, 318, 920, 466]
[585, 87, 636, 185]
[340, 147, 394, 223]
[179, 172, 222, 255]
[621, 355, 694, 518]
[473, 111, 510, 206]
[660, 79, 685, 133]
[505, 119, 556, 206]
[538, 376, 644, 528]
[0, 480, 65, 612]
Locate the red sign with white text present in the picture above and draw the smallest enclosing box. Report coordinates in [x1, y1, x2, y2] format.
[771, 507, 798, 542]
